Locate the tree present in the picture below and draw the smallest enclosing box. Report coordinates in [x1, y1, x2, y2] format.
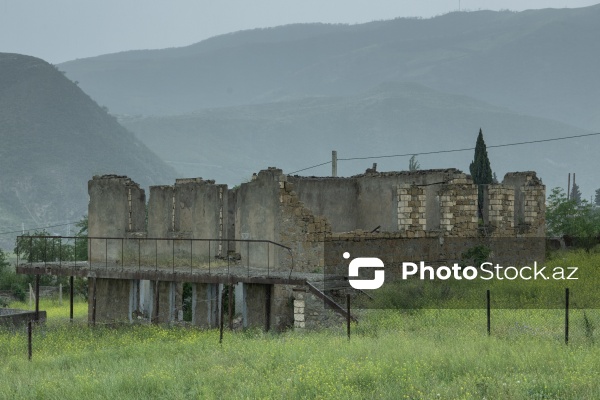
[14, 214, 88, 262]
[546, 187, 600, 251]
[469, 129, 493, 217]
[0, 248, 9, 274]
[570, 182, 582, 204]
[74, 215, 88, 261]
[0, 247, 29, 303]
[408, 155, 420, 171]
[14, 229, 61, 262]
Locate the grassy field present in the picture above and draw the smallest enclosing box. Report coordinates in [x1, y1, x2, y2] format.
[2, 251, 600, 399]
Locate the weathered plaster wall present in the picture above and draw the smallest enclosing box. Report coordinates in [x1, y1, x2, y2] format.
[88, 175, 146, 263]
[88, 278, 133, 323]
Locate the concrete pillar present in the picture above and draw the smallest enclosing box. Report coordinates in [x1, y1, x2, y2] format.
[235, 283, 244, 322]
[87, 278, 136, 323]
[139, 280, 151, 318]
[191, 283, 219, 328]
[148, 281, 178, 323]
[243, 283, 272, 330]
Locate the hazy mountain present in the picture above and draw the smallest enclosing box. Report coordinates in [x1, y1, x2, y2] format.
[60, 5, 600, 130]
[0, 53, 177, 247]
[120, 82, 596, 198]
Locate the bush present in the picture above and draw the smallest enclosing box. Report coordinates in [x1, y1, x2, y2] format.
[10, 283, 26, 302]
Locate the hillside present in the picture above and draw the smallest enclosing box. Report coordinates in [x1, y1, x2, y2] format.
[120, 83, 597, 197]
[0, 53, 176, 247]
[61, 5, 600, 130]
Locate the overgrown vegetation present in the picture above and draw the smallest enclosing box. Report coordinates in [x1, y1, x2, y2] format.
[0, 216, 89, 303]
[546, 187, 600, 251]
[2, 294, 600, 398]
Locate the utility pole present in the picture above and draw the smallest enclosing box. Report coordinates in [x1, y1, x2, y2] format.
[567, 173, 571, 200]
[332, 151, 338, 177]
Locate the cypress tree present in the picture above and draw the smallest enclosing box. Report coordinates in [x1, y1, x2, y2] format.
[469, 129, 493, 218]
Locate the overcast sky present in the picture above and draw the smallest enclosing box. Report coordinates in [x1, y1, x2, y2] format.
[1, 0, 598, 63]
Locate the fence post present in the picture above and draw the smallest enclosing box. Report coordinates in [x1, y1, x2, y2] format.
[347, 294, 351, 340]
[69, 276, 74, 322]
[35, 275, 40, 322]
[565, 288, 569, 345]
[92, 277, 97, 327]
[59, 283, 62, 306]
[28, 321, 32, 361]
[219, 288, 225, 344]
[487, 289, 491, 336]
[265, 285, 271, 333]
[153, 280, 160, 324]
[228, 283, 233, 330]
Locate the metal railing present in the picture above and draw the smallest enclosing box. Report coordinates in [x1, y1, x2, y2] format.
[16, 236, 295, 279]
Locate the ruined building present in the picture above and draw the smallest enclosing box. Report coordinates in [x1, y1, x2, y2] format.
[18, 167, 545, 330]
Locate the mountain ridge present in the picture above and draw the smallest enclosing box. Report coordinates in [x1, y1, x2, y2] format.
[59, 5, 600, 131]
[0, 53, 177, 247]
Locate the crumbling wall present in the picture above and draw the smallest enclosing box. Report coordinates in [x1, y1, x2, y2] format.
[147, 178, 227, 263]
[483, 185, 515, 235]
[502, 172, 545, 236]
[88, 175, 146, 263]
[234, 168, 330, 272]
[397, 184, 426, 233]
[278, 173, 331, 272]
[292, 287, 345, 331]
[289, 169, 465, 233]
[286, 177, 358, 232]
[439, 182, 478, 236]
[233, 169, 278, 268]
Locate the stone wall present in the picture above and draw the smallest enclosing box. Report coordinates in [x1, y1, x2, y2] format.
[0, 309, 47, 327]
[289, 169, 465, 233]
[290, 170, 544, 240]
[397, 184, 426, 232]
[502, 172, 546, 236]
[438, 183, 478, 236]
[233, 168, 331, 272]
[292, 287, 345, 331]
[483, 185, 515, 235]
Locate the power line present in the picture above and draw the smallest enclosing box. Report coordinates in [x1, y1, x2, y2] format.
[290, 132, 600, 174]
[0, 222, 75, 236]
[289, 161, 332, 174]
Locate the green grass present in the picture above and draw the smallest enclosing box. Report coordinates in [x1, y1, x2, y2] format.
[2, 301, 600, 399]
[3, 250, 600, 399]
